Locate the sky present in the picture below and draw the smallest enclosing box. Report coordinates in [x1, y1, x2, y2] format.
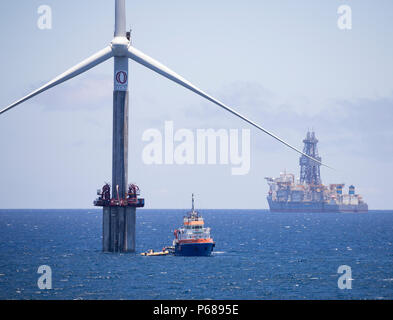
[0, 0, 392, 209]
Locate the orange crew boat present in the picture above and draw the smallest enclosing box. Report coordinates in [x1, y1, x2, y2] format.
[173, 194, 215, 256]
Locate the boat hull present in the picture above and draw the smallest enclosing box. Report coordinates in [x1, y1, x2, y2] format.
[267, 197, 368, 213]
[174, 242, 215, 256]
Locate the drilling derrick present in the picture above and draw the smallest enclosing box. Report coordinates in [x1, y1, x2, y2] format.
[299, 131, 322, 186]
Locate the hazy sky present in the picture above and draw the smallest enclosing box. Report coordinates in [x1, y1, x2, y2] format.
[0, 0, 392, 209]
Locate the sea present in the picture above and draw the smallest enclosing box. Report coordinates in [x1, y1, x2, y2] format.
[0, 209, 392, 300]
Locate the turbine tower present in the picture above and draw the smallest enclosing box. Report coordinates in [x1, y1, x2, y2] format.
[0, 0, 326, 253]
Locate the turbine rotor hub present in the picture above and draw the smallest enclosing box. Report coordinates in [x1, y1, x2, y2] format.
[111, 36, 130, 57]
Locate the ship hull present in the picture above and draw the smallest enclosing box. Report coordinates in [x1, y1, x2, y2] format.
[267, 198, 368, 213]
[174, 242, 215, 256]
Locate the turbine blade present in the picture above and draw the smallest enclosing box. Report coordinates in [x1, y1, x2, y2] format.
[128, 46, 330, 168]
[0, 46, 113, 115]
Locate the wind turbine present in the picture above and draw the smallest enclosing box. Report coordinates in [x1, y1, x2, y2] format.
[1, 0, 326, 252]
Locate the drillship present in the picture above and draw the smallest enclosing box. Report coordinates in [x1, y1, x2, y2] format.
[173, 194, 215, 256]
[265, 131, 368, 213]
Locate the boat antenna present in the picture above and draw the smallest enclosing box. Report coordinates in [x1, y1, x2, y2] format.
[192, 193, 195, 212]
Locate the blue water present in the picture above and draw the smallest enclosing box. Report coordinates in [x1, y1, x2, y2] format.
[0, 209, 392, 300]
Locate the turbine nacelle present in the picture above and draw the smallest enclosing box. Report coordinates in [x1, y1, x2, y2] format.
[111, 36, 130, 57]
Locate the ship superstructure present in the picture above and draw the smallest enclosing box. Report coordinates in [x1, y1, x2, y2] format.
[265, 131, 368, 213]
[173, 194, 215, 256]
